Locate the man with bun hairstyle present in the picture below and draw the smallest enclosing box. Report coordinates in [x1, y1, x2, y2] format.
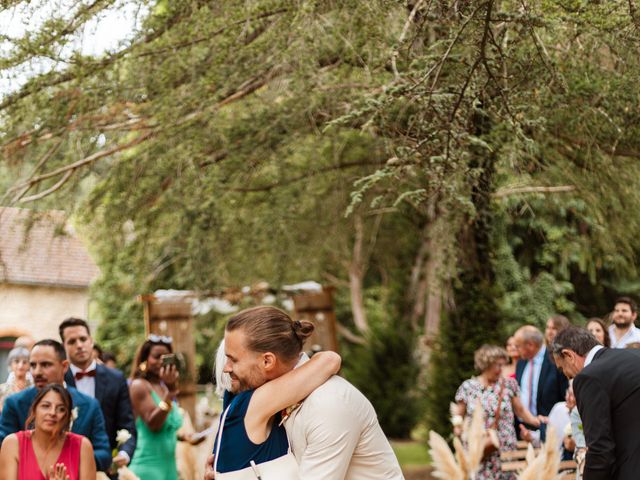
[206, 306, 403, 479]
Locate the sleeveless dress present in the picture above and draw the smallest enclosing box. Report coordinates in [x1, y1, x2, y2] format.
[213, 390, 290, 473]
[17, 430, 82, 480]
[129, 390, 183, 480]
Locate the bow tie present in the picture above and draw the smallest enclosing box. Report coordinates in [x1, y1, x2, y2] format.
[74, 369, 96, 381]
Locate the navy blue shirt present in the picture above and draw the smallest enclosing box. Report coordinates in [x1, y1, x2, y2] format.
[213, 389, 289, 472]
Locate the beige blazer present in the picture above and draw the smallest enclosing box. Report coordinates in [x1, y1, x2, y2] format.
[284, 376, 404, 480]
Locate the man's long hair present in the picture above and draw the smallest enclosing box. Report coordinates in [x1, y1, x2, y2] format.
[226, 306, 314, 362]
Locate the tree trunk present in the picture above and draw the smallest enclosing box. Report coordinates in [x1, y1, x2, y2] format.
[349, 214, 369, 333]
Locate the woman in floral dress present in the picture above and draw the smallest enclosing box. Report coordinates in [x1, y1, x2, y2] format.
[455, 344, 542, 479]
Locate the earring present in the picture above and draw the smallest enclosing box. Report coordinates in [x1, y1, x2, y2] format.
[139, 361, 147, 372]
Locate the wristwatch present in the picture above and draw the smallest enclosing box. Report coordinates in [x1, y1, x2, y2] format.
[158, 400, 171, 412]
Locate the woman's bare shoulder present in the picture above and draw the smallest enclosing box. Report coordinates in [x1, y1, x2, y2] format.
[1, 433, 18, 451]
[129, 378, 150, 392]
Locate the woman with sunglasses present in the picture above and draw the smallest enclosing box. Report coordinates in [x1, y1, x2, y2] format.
[128, 336, 183, 480]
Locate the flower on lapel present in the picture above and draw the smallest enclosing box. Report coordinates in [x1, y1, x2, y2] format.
[116, 429, 132, 447]
[279, 402, 302, 426]
[70, 407, 79, 429]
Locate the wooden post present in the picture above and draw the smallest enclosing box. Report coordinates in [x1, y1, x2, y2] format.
[292, 287, 339, 353]
[140, 295, 197, 422]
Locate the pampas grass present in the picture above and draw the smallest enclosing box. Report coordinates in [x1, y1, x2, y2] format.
[428, 400, 486, 480]
[518, 448, 548, 480]
[518, 426, 562, 480]
[453, 436, 470, 477]
[428, 430, 465, 480]
[465, 400, 486, 475]
[525, 443, 536, 465]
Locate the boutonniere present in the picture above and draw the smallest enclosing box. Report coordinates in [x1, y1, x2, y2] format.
[279, 402, 302, 426]
[70, 407, 79, 429]
[116, 429, 132, 446]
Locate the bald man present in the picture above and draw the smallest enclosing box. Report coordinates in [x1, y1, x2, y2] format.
[514, 325, 568, 440]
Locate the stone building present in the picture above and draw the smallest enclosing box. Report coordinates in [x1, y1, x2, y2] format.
[0, 207, 99, 379]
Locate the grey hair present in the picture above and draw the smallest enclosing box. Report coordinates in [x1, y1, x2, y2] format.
[517, 325, 544, 346]
[7, 347, 30, 371]
[551, 326, 599, 356]
[214, 340, 232, 399]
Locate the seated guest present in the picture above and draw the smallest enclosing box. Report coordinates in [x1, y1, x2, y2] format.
[565, 380, 586, 479]
[0, 384, 96, 479]
[0, 340, 111, 471]
[586, 317, 610, 347]
[546, 389, 573, 461]
[0, 347, 32, 412]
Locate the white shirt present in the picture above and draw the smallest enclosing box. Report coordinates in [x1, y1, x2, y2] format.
[286, 356, 402, 479]
[608, 325, 640, 348]
[547, 401, 570, 450]
[69, 360, 97, 399]
[584, 345, 604, 367]
[69, 360, 130, 463]
[520, 345, 546, 416]
[284, 375, 404, 480]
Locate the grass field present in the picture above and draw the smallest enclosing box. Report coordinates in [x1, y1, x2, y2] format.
[391, 440, 431, 467]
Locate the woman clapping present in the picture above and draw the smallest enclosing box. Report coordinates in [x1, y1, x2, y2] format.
[0, 384, 96, 479]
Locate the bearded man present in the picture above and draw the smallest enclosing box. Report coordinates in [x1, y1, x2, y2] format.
[205, 306, 404, 480]
[608, 297, 640, 348]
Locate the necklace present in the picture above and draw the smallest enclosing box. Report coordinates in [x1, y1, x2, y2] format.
[31, 431, 66, 477]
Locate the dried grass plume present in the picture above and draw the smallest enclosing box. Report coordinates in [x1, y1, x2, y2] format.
[428, 430, 465, 480]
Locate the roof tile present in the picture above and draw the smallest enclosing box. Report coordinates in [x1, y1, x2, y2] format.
[0, 207, 99, 288]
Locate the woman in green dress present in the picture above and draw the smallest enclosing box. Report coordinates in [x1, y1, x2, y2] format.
[128, 336, 183, 480]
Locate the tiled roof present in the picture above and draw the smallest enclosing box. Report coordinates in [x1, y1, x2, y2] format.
[0, 207, 99, 288]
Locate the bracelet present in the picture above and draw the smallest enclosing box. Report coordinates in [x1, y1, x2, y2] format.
[158, 400, 171, 412]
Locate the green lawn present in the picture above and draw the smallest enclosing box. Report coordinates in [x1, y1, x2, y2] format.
[391, 440, 431, 467]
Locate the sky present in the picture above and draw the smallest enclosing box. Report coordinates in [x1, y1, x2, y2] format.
[0, 0, 143, 98]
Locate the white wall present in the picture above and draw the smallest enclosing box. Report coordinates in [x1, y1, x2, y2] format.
[0, 283, 91, 341]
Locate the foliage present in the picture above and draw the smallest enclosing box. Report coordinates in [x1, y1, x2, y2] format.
[3, 0, 640, 439]
[341, 288, 422, 438]
[425, 274, 504, 436]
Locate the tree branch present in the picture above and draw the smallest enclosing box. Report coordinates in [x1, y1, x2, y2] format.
[335, 322, 367, 345]
[391, 0, 426, 80]
[493, 185, 576, 198]
[19, 169, 76, 203]
[226, 160, 386, 192]
[6, 130, 157, 196]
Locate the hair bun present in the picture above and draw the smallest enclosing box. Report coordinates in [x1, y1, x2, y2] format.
[292, 319, 315, 342]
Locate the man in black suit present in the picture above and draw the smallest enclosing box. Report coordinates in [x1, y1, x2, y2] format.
[60, 318, 137, 472]
[514, 325, 568, 440]
[551, 325, 640, 480]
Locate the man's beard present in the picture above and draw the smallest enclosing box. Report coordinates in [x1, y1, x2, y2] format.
[230, 367, 266, 393]
[614, 318, 633, 328]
